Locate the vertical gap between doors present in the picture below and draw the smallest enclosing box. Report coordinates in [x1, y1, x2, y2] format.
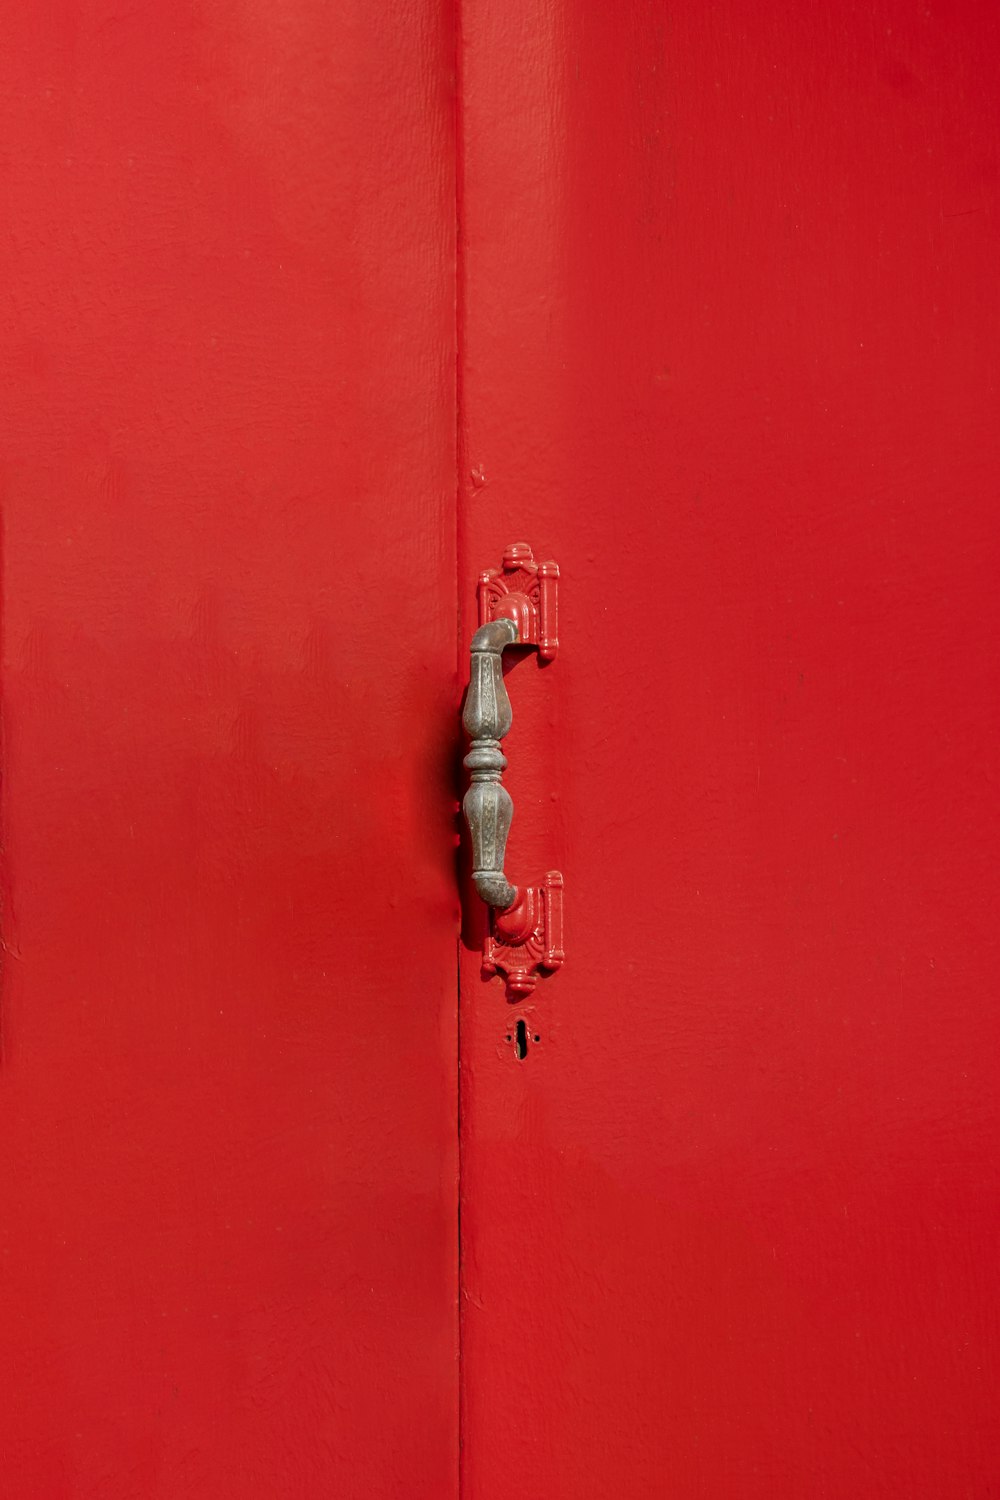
[454, 0, 466, 1494]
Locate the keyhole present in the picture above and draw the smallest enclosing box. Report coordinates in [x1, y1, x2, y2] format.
[514, 1019, 528, 1060]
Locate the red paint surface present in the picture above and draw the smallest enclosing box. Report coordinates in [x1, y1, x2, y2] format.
[458, 2, 1000, 1496]
[2, 2, 998, 1493]
[0, 3, 458, 1495]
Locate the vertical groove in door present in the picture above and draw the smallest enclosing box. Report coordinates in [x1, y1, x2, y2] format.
[454, 2, 467, 1493]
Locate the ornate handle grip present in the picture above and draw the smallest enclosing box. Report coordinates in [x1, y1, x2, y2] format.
[462, 618, 520, 910]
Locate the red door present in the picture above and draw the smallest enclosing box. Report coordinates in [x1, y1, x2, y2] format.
[3, 3, 998, 1497]
[0, 4, 458, 1495]
[457, 2, 999, 1497]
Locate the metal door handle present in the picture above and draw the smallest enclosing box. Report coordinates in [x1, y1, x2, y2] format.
[461, 543, 564, 1001]
[463, 618, 521, 910]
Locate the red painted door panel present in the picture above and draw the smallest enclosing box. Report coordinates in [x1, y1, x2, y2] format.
[458, 2, 999, 1497]
[3, 2, 998, 1494]
[0, 4, 457, 1496]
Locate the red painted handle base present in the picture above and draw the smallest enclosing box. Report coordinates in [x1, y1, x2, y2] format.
[483, 871, 565, 1002]
[478, 542, 559, 661]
